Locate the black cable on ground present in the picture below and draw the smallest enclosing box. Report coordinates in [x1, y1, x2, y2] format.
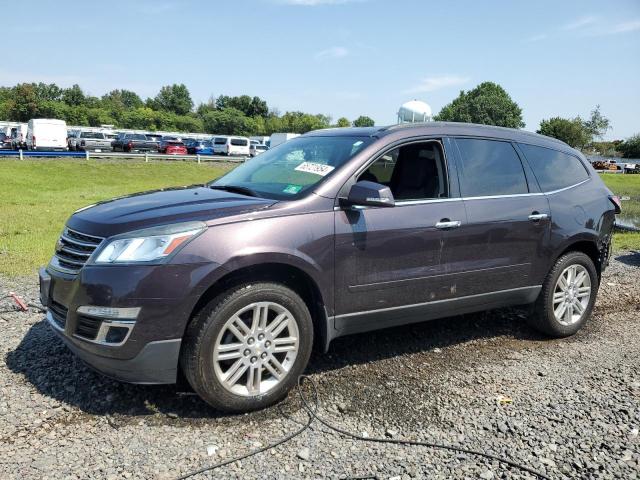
[175, 376, 552, 480]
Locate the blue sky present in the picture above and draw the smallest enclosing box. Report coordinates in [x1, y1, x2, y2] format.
[2, 0, 639, 138]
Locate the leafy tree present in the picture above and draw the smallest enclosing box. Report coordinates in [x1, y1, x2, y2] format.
[214, 95, 269, 117]
[336, 117, 351, 127]
[583, 105, 610, 140]
[61, 84, 86, 107]
[434, 81, 524, 128]
[617, 134, 640, 158]
[353, 115, 374, 127]
[102, 89, 143, 110]
[33, 82, 63, 102]
[202, 108, 256, 136]
[8, 83, 40, 121]
[538, 106, 611, 149]
[153, 84, 193, 115]
[537, 117, 590, 148]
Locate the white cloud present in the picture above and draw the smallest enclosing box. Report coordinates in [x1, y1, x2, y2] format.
[562, 15, 598, 30]
[609, 19, 640, 34]
[404, 75, 469, 94]
[315, 46, 349, 60]
[276, 0, 362, 5]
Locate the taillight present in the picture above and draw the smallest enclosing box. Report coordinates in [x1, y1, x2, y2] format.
[32, 135, 36, 147]
[128, 141, 133, 149]
[609, 195, 622, 214]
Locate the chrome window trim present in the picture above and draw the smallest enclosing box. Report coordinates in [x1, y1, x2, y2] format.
[461, 192, 545, 201]
[544, 178, 590, 195]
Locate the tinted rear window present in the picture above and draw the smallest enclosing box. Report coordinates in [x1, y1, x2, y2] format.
[81, 132, 105, 139]
[129, 134, 147, 140]
[231, 138, 248, 146]
[518, 143, 589, 192]
[214, 138, 227, 144]
[456, 138, 528, 197]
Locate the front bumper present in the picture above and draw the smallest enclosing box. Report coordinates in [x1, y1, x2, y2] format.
[46, 309, 181, 384]
[39, 261, 214, 384]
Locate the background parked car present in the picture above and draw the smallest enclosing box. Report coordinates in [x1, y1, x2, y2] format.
[213, 136, 250, 156]
[111, 133, 159, 152]
[158, 139, 187, 155]
[10, 123, 29, 149]
[26, 119, 68, 151]
[74, 131, 113, 152]
[0, 133, 12, 149]
[185, 139, 214, 155]
[250, 143, 268, 157]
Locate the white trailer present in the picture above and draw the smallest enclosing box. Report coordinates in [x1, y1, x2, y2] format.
[269, 133, 300, 148]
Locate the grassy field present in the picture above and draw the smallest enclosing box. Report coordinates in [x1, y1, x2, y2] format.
[0, 159, 233, 276]
[0, 159, 638, 276]
[600, 173, 640, 252]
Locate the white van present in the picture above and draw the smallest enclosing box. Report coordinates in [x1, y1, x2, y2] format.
[212, 136, 250, 156]
[26, 119, 68, 151]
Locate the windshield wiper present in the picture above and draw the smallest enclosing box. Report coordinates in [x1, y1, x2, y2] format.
[209, 184, 260, 198]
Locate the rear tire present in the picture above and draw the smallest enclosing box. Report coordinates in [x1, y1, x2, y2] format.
[527, 251, 598, 337]
[180, 282, 313, 412]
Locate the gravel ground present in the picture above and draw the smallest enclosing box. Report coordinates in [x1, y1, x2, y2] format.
[1, 253, 639, 480]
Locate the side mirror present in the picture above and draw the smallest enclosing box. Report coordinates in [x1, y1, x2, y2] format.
[344, 180, 395, 208]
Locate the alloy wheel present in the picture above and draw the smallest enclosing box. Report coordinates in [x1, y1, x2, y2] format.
[212, 301, 299, 396]
[552, 264, 592, 326]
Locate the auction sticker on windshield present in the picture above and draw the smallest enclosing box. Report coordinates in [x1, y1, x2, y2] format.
[283, 184, 303, 194]
[294, 162, 335, 177]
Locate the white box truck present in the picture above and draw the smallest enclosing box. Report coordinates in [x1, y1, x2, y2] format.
[26, 119, 68, 151]
[269, 133, 300, 148]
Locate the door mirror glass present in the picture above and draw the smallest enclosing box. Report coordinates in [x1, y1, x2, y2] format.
[345, 180, 395, 208]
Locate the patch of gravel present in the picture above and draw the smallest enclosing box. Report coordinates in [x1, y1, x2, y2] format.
[1, 252, 639, 479]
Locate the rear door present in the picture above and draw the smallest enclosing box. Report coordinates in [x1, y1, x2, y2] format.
[453, 137, 551, 296]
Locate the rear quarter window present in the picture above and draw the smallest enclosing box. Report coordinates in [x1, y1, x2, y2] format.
[456, 138, 528, 197]
[518, 143, 590, 192]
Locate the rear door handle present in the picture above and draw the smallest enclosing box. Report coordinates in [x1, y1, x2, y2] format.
[528, 213, 549, 221]
[435, 220, 462, 229]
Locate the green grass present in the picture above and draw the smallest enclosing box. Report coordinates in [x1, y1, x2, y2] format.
[0, 160, 638, 277]
[0, 159, 233, 276]
[600, 173, 640, 251]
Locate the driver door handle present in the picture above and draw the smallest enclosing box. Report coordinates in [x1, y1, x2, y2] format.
[435, 220, 462, 229]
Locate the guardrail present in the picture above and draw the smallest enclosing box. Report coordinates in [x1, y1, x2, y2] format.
[0, 149, 248, 163]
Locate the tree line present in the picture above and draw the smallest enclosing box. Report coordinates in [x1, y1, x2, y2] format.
[0, 81, 637, 157]
[0, 82, 375, 136]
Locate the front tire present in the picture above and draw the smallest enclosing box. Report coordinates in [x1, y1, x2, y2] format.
[181, 282, 313, 412]
[527, 252, 598, 337]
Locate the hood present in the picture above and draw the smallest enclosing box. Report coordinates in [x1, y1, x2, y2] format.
[66, 185, 276, 237]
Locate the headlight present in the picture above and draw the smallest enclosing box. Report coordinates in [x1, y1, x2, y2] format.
[93, 221, 206, 264]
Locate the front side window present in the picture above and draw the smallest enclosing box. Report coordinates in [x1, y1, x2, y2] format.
[518, 143, 589, 192]
[211, 135, 372, 200]
[456, 138, 528, 197]
[357, 141, 448, 200]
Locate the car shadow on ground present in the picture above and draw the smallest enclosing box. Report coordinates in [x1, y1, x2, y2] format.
[5, 307, 546, 421]
[614, 251, 640, 267]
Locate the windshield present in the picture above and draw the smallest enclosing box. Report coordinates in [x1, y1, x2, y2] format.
[210, 135, 372, 200]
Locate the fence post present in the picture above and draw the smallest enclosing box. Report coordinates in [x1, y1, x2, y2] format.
[19, 149, 23, 160]
[145, 152, 149, 163]
[85, 150, 89, 160]
[197, 154, 201, 164]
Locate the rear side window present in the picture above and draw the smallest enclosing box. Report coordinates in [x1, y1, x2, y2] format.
[518, 143, 589, 192]
[456, 138, 528, 197]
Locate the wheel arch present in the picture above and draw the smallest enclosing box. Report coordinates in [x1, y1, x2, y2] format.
[186, 261, 332, 355]
[552, 235, 606, 280]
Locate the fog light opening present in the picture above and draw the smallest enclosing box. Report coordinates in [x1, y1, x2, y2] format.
[105, 326, 130, 344]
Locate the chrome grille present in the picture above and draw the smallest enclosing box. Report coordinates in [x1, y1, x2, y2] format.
[52, 227, 103, 275]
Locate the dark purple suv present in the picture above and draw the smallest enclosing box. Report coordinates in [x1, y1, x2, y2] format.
[39, 122, 618, 412]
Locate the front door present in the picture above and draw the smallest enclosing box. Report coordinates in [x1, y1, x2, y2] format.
[333, 139, 467, 334]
